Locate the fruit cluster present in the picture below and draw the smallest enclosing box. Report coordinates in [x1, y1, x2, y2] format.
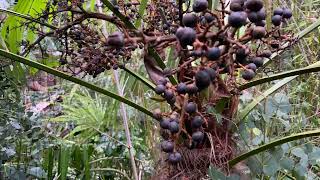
[25, 0, 295, 169]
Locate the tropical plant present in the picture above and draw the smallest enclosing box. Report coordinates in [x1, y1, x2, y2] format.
[1, 0, 320, 179]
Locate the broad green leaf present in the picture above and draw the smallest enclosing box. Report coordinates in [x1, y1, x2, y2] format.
[134, 0, 148, 28]
[208, 166, 226, 180]
[228, 129, 320, 167]
[238, 61, 320, 120]
[239, 63, 320, 90]
[280, 157, 294, 171]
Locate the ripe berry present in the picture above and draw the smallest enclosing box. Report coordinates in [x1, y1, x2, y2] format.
[246, 63, 257, 72]
[192, 131, 204, 142]
[272, 15, 282, 26]
[242, 69, 255, 80]
[257, 8, 266, 20]
[157, 78, 168, 85]
[248, 12, 258, 23]
[252, 26, 266, 39]
[168, 152, 182, 164]
[245, 0, 263, 12]
[259, 50, 272, 58]
[282, 8, 292, 19]
[204, 13, 215, 23]
[230, 2, 243, 11]
[273, 7, 283, 16]
[185, 102, 197, 114]
[160, 118, 171, 129]
[193, 0, 208, 12]
[235, 48, 248, 64]
[175, 27, 197, 47]
[195, 70, 211, 90]
[155, 84, 166, 94]
[251, 56, 264, 67]
[182, 13, 198, 27]
[106, 32, 124, 48]
[177, 83, 187, 94]
[169, 121, 179, 133]
[254, 20, 266, 27]
[207, 47, 221, 60]
[161, 141, 174, 153]
[164, 89, 175, 100]
[228, 11, 247, 28]
[204, 68, 216, 81]
[186, 84, 199, 94]
[191, 116, 204, 128]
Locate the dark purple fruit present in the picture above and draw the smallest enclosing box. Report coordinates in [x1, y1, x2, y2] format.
[175, 27, 197, 47]
[254, 20, 266, 27]
[248, 12, 258, 23]
[193, 0, 208, 12]
[259, 50, 272, 58]
[185, 102, 197, 114]
[157, 78, 168, 85]
[186, 84, 199, 94]
[190, 50, 203, 57]
[252, 26, 266, 39]
[272, 15, 282, 26]
[282, 8, 292, 19]
[168, 152, 182, 164]
[246, 63, 257, 72]
[273, 7, 283, 16]
[257, 8, 266, 20]
[207, 47, 221, 60]
[204, 68, 216, 81]
[242, 69, 255, 80]
[230, 2, 243, 11]
[192, 131, 204, 142]
[169, 121, 179, 133]
[245, 0, 263, 12]
[164, 89, 175, 100]
[204, 13, 215, 23]
[195, 70, 211, 90]
[155, 84, 166, 94]
[235, 48, 248, 64]
[160, 118, 171, 129]
[161, 141, 174, 153]
[191, 116, 203, 128]
[182, 13, 198, 27]
[107, 32, 124, 48]
[251, 56, 264, 67]
[228, 11, 247, 28]
[177, 83, 187, 94]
